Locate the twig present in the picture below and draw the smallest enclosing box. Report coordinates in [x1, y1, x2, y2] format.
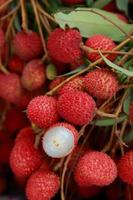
[53, 158, 65, 171]
[96, 109, 116, 118]
[5, 10, 18, 38]
[117, 49, 133, 66]
[30, 0, 47, 55]
[0, 0, 13, 11]
[120, 83, 133, 89]
[46, 35, 133, 96]
[20, 0, 28, 31]
[81, 45, 133, 56]
[0, 3, 20, 21]
[39, 14, 52, 34]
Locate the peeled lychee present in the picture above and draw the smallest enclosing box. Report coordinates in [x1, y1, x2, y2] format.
[62, 0, 85, 5]
[47, 28, 82, 63]
[74, 151, 117, 186]
[8, 55, 24, 74]
[21, 59, 46, 91]
[26, 169, 60, 200]
[57, 91, 96, 125]
[0, 73, 23, 104]
[130, 103, 133, 123]
[27, 95, 59, 128]
[84, 68, 119, 99]
[59, 76, 84, 95]
[85, 34, 116, 62]
[118, 151, 133, 186]
[13, 30, 43, 61]
[10, 137, 43, 178]
[42, 122, 79, 158]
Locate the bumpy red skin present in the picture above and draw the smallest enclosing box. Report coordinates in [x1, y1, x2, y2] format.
[26, 170, 60, 200]
[74, 151, 117, 186]
[130, 103, 133, 123]
[47, 28, 82, 63]
[0, 73, 23, 104]
[10, 138, 43, 178]
[118, 151, 133, 185]
[62, 0, 84, 5]
[27, 96, 59, 129]
[85, 34, 116, 63]
[15, 127, 35, 144]
[49, 77, 66, 91]
[57, 91, 96, 126]
[13, 31, 43, 61]
[84, 68, 119, 99]
[59, 76, 84, 95]
[16, 89, 32, 109]
[8, 55, 24, 74]
[47, 122, 79, 146]
[21, 59, 46, 91]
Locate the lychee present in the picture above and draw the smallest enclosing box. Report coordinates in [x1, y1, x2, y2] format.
[0, 73, 23, 104]
[84, 68, 119, 99]
[118, 151, 133, 186]
[57, 91, 96, 125]
[26, 169, 60, 200]
[10, 138, 43, 178]
[85, 34, 116, 62]
[15, 127, 35, 144]
[8, 55, 24, 74]
[74, 151, 117, 186]
[62, 0, 85, 5]
[13, 30, 43, 61]
[42, 122, 79, 158]
[27, 95, 59, 128]
[0, 29, 5, 48]
[130, 103, 133, 123]
[79, 185, 101, 198]
[49, 77, 66, 91]
[21, 59, 46, 91]
[47, 28, 82, 63]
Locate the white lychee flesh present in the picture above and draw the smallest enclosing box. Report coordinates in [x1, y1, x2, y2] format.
[42, 126, 74, 158]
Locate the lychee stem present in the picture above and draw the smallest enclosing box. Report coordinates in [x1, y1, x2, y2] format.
[46, 35, 133, 96]
[0, 0, 13, 12]
[0, 3, 20, 21]
[53, 158, 65, 171]
[6, 10, 18, 39]
[34, 130, 45, 149]
[117, 48, 133, 66]
[39, 14, 52, 35]
[20, 0, 28, 31]
[81, 45, 133, 56]
[30, 0, 47, 56]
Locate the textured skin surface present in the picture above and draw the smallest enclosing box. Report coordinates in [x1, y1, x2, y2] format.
[85, 34, 116, 62]
[79, 185, 101, 198]
[27, 96, 59, 128]
[0, 73, 23, 104]
[10, 139, 43, 178]
[74, 151, 117, 186]
[13, 31, 43, 61]
[57, 91, 96, 125]
[26, 170, 60, 200]
[15, 127, 35, 144]
[62, 0, 84, 5]
[118, 151, 133, 185]
[130, 103, 133, 123]
[21, 59, 46, 91]
[49, 77, 66, 91]
[46, 122, 79, 145]
[59, 77, 84, 95]
[84, 68, 119, 99]
[8, 55, 24, 74]
[47, 28, 82, 63]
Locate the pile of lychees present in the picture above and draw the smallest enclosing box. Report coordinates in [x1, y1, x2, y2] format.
[0, 0, 133, 199]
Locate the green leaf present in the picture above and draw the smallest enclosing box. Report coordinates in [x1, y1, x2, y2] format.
[123, 128, 133, 143]
[99, 51, 133, 77]
[54, 8, 133, 42]
[46, 64, 57, 80]
[116, 0, 129, 16]
[91, 114, 127, 126]
[123, 89, 132, 115]
[92, 0, 112, 9]
[58, 65, 86, 77]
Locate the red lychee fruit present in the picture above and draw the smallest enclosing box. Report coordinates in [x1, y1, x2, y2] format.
[47, 28, 82, 63]
[103, 1, 118, 13]
[0, 42, 8, 63]
[15, 127, 34, 144]
[27, 95, 59, 128]
[10, 138, 43, 178]
[50, 57, 68, 74]
[74, 151, 117, 186]
[42, 122, 79, 158]
[16, 89, 32, 109]
[117, 14, 128, 23]
[118, 151, 133, 186]
[0, 29, 5, 48]
[21, 59, 46, 91]
[85, 34, 116, 63]
[84, 68, 119, 99]
[8, 55, 24, 74]
[26, 169, 60, 200]
[59, 76, 84, 95]
[57, 91, 96, 125]
[13, 31, 43, 61]
[130, 103, 133, 123]
[70, 57, 84, 70]
[0, 138, 13, 165]
[49, 77, 66, 91]
[62, 0, 85, 5]
[79, 185, 101, 198]
[4, 107, 29, 135]
[0, 73, 23, 104]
